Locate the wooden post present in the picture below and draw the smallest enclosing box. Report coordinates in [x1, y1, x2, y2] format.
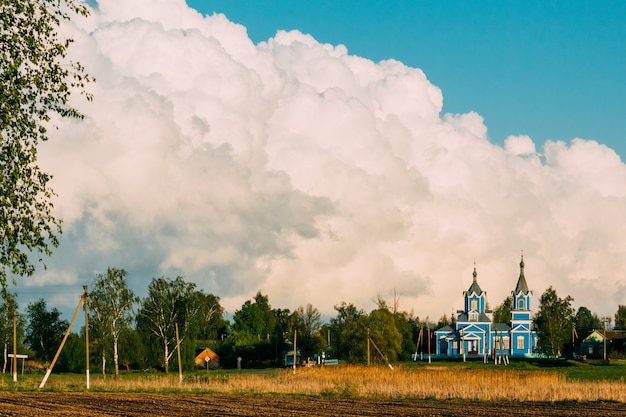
[603, 318, 608, 361]
[175, 323, 183, 384]
[40, 291, 85, 389]
[293, 329, 297, 374]
[483, 330, 487, 363]
[367, 328, 370, 366]
[83, 286, 90, 389]
[414, 327, 422, 361]
[428, 324, 430, 363]
[12, 311, 17, 383]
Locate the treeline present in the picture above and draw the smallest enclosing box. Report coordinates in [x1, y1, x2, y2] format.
[1, 269, 626, 375]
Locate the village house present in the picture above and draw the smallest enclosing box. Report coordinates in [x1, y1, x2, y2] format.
[195, 347, 219, 369]
[576, 329, 625, 359]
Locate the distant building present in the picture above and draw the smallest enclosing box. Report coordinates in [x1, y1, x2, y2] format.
[283, 349, 302, 367]
[435, 255, 539, 359]
[195, 347, 219, 369]
[576, 329, 625, 359]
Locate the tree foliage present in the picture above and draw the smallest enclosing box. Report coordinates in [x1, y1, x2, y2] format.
[574, 306, 601, 337]
[615, 305, 626, 331]
[435, 315, 450, 329]
[492, 296, 512, 326]
[291, 304, 324, 360]
[195, 292, 228, 341]
[367, 307, 402, 363]
[137, 276, 208, 373]
[394, 310, 419, 361]
[328, 302, 365, 361]
[117, 327, 146, 371]
[0, 289, 23, 373]
[534, 286, 574, 357]
[231, 291, 276, 345]
[24, 298, 68, 364]
[58, 331, 84, 373]
[0, 0, 93, 287]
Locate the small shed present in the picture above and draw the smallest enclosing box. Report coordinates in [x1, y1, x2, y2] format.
[195, 347, 219, 369]
[578, 330, 605, 358]
[283, 349, 302, 367]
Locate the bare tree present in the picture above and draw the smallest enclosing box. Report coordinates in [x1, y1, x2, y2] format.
[291, 304, 324, 359]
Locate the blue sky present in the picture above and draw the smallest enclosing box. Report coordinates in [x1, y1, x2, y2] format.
[188, 0, 626, 158]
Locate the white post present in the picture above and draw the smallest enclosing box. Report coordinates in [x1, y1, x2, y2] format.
[175, 323, 183, 384]
[13, 311, 17, 382]
[483, 330, 487, 363]
[84, 286, 90, 390]
[293, 330, 297, 375]
[427, 326, 431, 363]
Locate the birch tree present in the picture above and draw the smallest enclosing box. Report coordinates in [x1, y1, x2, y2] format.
[0, 289, 20, 373]
[137, 276, 201, 374]
[89, 267, 138, 378]
[0, 0, 93, 287]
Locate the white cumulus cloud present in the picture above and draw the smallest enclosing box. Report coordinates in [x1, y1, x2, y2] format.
[23, 0, 626, 322]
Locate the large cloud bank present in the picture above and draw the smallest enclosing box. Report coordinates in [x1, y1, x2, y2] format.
[32, 0, 626, 320]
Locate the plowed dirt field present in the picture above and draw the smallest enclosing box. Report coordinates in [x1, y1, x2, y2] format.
[0, 393, 624, 416]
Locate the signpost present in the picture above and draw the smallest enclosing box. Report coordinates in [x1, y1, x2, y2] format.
[8, 354, 28, 380]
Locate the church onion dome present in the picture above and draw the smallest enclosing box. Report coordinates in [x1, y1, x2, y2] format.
[513, 255, 530, 295]
[466, 266, 483, 295]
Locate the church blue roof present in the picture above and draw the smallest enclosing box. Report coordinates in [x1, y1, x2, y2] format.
[436, 325, 454, 333]
[456, 312, 491, 323]
[493, 323, 512, 332]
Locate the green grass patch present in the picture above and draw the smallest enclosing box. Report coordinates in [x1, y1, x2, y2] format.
[559, 359, 626, 381]
[402, 358, 626, 381]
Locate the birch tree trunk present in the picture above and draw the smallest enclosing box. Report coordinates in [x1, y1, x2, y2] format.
[164, 338, 170, 374]
[113, 335, 119, 378]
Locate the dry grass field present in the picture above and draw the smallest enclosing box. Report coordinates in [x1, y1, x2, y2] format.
[1, 364, 625, 416]
[69, 365, 624, 403]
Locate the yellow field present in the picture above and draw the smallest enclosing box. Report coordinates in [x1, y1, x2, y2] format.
[29, 365, 623, 402]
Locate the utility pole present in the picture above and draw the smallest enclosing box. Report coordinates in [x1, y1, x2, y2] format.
[414, 326, 423, 361]
[40, 288, 89, 389]
[427, 325, 431, 363]
[293, 329, 297, 374]
[602, 317, 610, 362]
[84, 286, 90, 389]
[175, 322, 183, 384]
[461, 328, 465, 362]
[12, 311, 17, 383]
[366, 328, 370, 366]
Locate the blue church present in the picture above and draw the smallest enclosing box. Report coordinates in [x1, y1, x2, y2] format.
[435, 256, 538, 359]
